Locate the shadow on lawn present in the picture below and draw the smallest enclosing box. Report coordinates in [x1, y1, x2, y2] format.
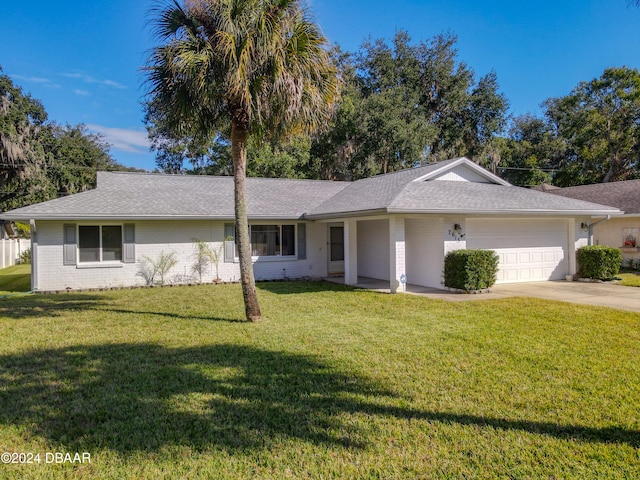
[0, 292, 245, 323]
[0, 343, 638, 454]
[102, 308, 245, 323]
[0, 343, 389, 453]
[0, 293, 107, 319]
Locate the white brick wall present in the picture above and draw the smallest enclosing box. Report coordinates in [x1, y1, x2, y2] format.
[443, 216, 467, 255]
[35, 220, 327, 291]
[405, 216, 445, 288]
[357, 219, 389, 281]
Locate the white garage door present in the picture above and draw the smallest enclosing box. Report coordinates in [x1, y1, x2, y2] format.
[466, 219, 568, 283]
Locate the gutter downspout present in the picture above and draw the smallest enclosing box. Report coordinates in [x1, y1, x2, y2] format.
[588, 215, 611, 246]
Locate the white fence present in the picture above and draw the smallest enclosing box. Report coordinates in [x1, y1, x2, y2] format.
[1, 238, 29, 269]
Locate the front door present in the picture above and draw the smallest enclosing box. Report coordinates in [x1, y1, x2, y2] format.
[327, 224, 345, 275]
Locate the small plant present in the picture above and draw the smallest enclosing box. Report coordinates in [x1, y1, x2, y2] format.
[136, 259, 156, 286]
[136, 251, 178, 286]
[191, 238, 224, 282]
[18, 248, 31, 265]
[577, 246, 622, 280]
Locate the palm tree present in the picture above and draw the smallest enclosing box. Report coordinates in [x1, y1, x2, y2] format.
[145, 0, 337, 321]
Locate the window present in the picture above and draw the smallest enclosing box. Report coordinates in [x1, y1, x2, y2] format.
[250, 224, 295, 257]
[623, 228, 640, 248]
[78, 225, 122, 262]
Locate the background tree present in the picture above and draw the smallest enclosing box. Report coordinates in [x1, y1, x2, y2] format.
[544, 67, 640, 185]
[496, 114, 564, 186]
[352, 32, 430, 176]
[146, 0, 338, 322]
[42, 123, 121, 195]
[307, 32, 508, 180]
[0, 68, 49, 209]
[0, 68, 129, 211]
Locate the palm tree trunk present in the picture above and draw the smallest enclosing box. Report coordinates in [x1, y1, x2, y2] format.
[231, 119, 262, 322]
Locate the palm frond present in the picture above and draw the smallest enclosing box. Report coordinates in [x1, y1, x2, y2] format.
[144, 0, 338, 142]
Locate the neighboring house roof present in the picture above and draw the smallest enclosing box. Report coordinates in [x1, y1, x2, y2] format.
[2, 157, 621, 221]
[543, 179, 640, 214]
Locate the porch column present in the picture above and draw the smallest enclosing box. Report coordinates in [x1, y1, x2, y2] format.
[389, 216, 406, 293]
[344, 219, 358, 285]
[30, 219, 38, 292]
[567, 219, 577, 276]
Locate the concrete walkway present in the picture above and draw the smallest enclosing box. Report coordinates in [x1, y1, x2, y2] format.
[326, 276, 640, 313]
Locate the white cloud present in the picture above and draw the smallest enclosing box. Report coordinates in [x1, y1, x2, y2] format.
[86, 124, 150, 154]
[73, 89, 91, 96]
[9, 74, 61, 88]
[61, 73, 127, 89]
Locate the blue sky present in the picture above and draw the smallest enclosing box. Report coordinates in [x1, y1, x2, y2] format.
[2, 0, 639, 171]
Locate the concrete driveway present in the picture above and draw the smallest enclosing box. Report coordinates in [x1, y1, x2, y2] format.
[409, 280, 640, 313]
[328, 276, 640, 312]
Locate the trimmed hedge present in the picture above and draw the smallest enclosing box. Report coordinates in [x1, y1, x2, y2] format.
[576, 245, 622, 280]
[444, 249, 499, 292]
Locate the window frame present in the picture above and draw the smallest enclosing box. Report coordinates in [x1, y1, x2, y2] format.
[77, 223, 124, 264]
[247, 223, 297, 259]
[623, 227, 639, 248]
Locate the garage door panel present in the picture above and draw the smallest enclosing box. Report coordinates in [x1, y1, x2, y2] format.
[504, 252, 518, 264]
[467, 219, 568, 283]
[519, 252, 531, 263]
[531, 252, 543, 263]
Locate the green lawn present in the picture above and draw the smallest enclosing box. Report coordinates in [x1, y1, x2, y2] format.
[0, 281, 638, 479]
[618, 271, 640, 287]
[0, 264, 31, 296]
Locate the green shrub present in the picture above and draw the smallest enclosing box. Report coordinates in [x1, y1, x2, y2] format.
[576, 245, 622, 280]
[444, 249, 499, 292]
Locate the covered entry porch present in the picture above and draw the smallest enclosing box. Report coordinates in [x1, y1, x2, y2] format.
[324, 216, 446, 293]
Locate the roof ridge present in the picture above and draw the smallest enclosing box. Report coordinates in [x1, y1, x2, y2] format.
[351, 158, 462, 182]
[99, 171, 350, 185]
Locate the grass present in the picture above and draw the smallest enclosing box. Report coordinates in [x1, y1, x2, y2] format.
[0, 281, 638, 479]
[0, 264, 31, 296]
[618, 271, 640, 287]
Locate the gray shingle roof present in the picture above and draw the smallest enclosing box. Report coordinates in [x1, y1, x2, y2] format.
[2, 172, 349, 220]
[544, 180, 640, 214]
[306, 158, 621, 218]
[307, 159, 462, 216]
[2, 158, 621, 221]
[390, 181, 619, 214]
